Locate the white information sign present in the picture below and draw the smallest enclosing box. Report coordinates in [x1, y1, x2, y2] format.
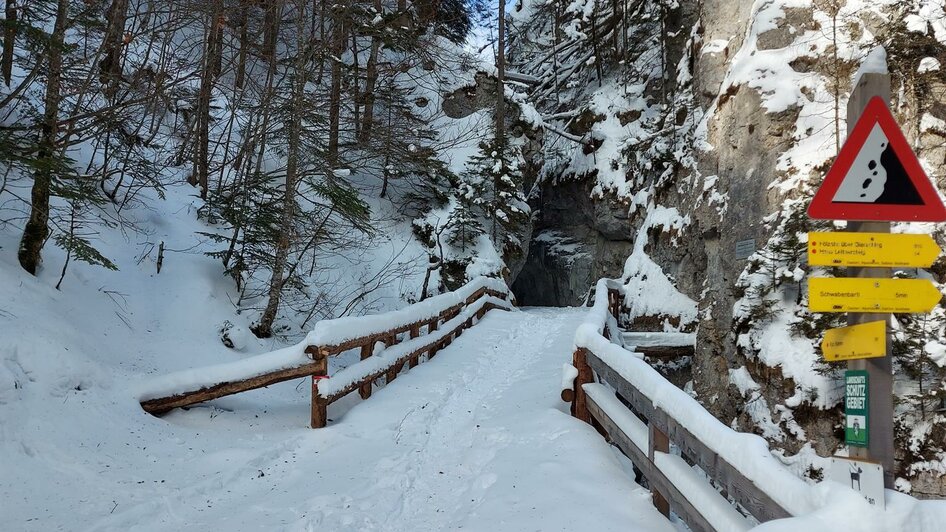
[829, 456, 885, 509]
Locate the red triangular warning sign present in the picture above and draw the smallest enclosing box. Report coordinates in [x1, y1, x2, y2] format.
[808, 96, 946, 222]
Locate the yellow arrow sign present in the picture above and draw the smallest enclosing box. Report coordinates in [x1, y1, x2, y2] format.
[809, 277, 942, 313]
[808, 232, 941, 268]
[822, 321, 886, 362]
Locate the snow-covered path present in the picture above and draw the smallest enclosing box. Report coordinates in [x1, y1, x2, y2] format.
[3, 307, 674, 531]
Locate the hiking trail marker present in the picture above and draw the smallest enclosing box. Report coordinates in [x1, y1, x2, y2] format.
[808, 96, 946, 222]
[808, 277, 941, 313]
[821, 320, 886, 362]
[808, 232, 940, 268]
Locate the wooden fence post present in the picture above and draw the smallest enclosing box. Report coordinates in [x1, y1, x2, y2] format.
[309, 348, 329, 428]
[648, 422, 671, 517]
[572, 348, 593, 423]
[409, 324, 421, 368]
[359, 343, 372, 399]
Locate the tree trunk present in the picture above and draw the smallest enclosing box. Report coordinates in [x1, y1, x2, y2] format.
[19, 0, 68, 275]
[235, 1, 249, 89]
[100, 0, 129, 92]
[2, 0, 17, 86]
[359, 0, 381, 144]
[254, 5, 307, 339]
[327, 0, 346, 165]
[194, 4, 223, 200]
[262, 0, 279, 60]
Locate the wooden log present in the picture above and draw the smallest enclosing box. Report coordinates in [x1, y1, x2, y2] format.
[571, 348, 593, 423]
[141, 360, 327, 414]
[359, 343, 372, 399]
[636, 345, 695, 358]
[310, 352, 328, 428]
[561, 388, 575, 402]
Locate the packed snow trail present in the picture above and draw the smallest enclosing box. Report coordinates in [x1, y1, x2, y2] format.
[1, 307, 674, 531]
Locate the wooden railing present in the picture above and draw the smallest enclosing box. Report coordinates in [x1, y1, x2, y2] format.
[563, 279, 804, 532]
[139, 277, 514, 428]
[306, 281, 514, 428]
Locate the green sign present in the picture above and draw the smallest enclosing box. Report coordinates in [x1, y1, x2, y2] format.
[845, 370, 869, 447]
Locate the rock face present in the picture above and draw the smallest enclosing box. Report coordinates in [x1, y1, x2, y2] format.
[513, 178, 633, 306]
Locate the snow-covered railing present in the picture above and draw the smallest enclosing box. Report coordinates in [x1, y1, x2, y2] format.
[565, 278, 800, 531]
[140, 277, 515, 428]
[565, 279, 946, 531]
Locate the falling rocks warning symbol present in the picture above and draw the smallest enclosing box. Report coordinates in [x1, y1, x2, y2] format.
[809, 97, 946, 221]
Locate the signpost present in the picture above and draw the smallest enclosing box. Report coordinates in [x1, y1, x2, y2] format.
[808, 277, 941, 313]
[822, 321, 885, 362]
[807, 232, 940, 268]
[807, 70, 946, 490]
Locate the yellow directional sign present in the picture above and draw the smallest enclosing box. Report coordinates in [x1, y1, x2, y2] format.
[822, 321, 886, 362]
[808, 232, 941, 268]
[809, 277, 942, 313]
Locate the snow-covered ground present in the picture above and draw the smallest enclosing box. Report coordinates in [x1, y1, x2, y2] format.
[1, 279, 674, 531]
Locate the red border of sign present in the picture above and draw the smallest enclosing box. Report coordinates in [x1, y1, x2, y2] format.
[808, 96, 946, 222]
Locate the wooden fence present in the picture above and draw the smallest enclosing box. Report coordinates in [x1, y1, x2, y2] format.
[141, 279, 514, 428]
[564, 281, 791, 532]
[307, 284, 512, 428]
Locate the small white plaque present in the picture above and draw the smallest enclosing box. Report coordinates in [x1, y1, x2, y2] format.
[829, 456, 885, 509]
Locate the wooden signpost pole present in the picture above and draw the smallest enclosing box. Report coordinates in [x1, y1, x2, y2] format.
[845, 72, 895, 488]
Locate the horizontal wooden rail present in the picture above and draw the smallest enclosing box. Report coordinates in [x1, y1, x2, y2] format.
[141, 359, 324, 415]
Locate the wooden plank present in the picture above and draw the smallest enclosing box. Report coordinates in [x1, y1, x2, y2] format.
[585, 351, 791, 522]
[586, 394, 713, 532]
[141, 360, 327, 414]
